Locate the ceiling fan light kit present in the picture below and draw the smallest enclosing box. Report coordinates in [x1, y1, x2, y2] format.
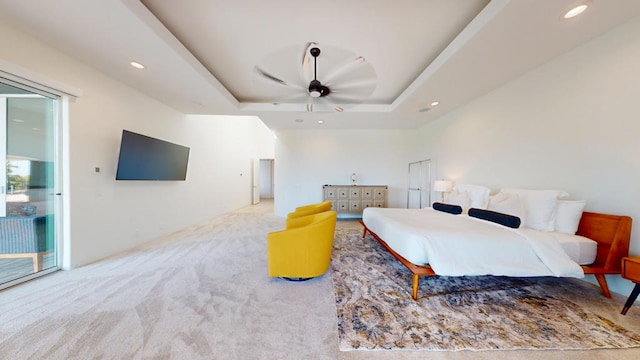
[308, 80, 327, 98]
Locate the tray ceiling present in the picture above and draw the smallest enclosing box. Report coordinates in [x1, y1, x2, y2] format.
[1, 0, 639, 129]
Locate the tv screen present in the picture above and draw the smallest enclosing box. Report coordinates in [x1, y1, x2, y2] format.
[115, 130, 190, 181]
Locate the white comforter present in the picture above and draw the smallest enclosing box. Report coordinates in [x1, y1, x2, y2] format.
[362, 207, 584, 278]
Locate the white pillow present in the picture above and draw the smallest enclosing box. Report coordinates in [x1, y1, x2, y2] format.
[453, 184, 490, 209]
[499, 188, 569, 231]
[488, 192, 525, 221]
[444, 191, 470, 212]
[554, 200, 587, 234]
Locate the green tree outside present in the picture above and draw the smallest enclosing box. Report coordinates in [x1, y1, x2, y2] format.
[6, 161, 27, 192]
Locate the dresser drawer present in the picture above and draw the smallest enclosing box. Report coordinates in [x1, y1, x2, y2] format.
[337, 188, 349, 199]
[622, 257, 640, 283]
[349, 188, 362, 199]
[324, 188, 337, 199]
[373, 188, 386, 200]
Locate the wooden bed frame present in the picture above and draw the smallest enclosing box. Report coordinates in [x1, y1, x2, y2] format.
[360, 211, 632, 300]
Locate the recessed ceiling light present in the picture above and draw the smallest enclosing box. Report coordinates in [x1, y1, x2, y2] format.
[430, 101, 440, 107]
[130, 61, 145, 69]
[564, 3, 589, 19]
[317, 120, 324, 124]
[418, 107, 430, 113]
[294, 119, 304, 123]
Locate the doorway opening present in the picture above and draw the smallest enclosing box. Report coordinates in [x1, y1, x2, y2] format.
[259, 159, 274, 200]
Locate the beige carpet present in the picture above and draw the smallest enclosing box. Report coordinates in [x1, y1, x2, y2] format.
[332, 228, 640, 351]
[0, 201, 639, 359]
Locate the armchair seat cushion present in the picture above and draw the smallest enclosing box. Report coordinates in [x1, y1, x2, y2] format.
[268, 210, 337, 279]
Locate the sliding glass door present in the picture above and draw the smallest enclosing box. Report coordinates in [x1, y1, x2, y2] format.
[0, 80, 59, 287]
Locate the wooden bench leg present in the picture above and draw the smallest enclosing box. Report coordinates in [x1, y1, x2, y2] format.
[594, 274, 612, 298]
[412, 274, 420, 300]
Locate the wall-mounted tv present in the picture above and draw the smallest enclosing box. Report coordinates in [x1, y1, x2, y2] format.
[115, 130, 190, 181]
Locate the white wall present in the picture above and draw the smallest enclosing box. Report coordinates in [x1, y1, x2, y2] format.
[414, 16, 640, 296]
[274, 129, 417, 217]
[73, 112, 273, 268]
[0, 21, 274, 268]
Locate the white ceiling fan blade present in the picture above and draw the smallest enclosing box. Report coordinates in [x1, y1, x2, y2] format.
[322, 56, 375, 85]
[280, 92, 311, 104]
[329, 79, 376, 92]
[329, 78, 376, 89]
[254, 66, 305, 89]
[324, 94, 366, 105]
[307, 96, 345, 112]
[255, 67, 286, 85]
[327, 82, 376, 103]
[301, 42, 317, 75]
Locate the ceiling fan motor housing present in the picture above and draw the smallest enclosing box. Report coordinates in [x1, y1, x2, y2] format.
[308, 79, 329, 97]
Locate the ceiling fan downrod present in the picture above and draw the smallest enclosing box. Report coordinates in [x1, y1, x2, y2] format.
[308, 47, 329, 98]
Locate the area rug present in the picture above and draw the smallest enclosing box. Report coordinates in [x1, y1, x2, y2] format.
[331, 228, 640, 351]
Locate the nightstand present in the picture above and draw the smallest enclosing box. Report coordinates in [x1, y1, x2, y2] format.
[621, 257, 640, 315]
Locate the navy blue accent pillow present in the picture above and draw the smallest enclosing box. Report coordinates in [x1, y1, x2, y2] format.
[433, 202, 463, 215]
[468, 208, 521, 228]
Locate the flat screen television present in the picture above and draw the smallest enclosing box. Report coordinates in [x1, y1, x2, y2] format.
[115, 130, 190, 181]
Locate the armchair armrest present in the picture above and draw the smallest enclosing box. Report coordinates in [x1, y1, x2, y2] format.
[286, 201, 332, 221]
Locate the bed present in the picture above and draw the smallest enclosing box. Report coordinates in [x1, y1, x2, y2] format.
[361, 206, 632, 300]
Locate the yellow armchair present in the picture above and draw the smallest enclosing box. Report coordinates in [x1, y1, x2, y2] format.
[268, 210, 337, 280]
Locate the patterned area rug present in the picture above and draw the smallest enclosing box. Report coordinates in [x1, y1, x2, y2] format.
[331, 229, 640, 351]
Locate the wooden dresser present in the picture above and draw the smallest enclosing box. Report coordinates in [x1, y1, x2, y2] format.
[322, 185, 387, 216]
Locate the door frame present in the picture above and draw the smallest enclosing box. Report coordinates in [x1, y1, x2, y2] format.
[0, 77, 66, 289]
[407, 159, 431, 209]
[0, 98, 6, 217]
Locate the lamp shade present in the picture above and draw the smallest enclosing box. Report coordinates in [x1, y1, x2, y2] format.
[433, 180, 453, 192]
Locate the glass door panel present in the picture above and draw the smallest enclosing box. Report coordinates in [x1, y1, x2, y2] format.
[0, 81, 58, 286]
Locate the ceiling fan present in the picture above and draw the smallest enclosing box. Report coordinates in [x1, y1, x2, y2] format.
[253, 43, 377, 112]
